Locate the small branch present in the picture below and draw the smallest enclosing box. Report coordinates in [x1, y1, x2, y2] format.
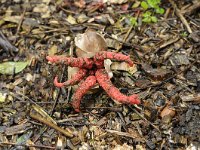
[128, 106, 161, 133]
[154, 35, 180, 53]
[182, 1, 200, 16]
[105, 129, 145, 142]
[0, 31, 18, 53]
[30, 113, 74, 138]
[116, 26, 133, 52]
[16, 8, 26, 35]
[168, 0, 192, 33]
[103, 31, 143, 52]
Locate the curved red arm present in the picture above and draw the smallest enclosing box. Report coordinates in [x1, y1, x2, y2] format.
[94, 51, 134, 68]
[53, 69, 88, 88]
[71, 75, 97, 112]
[95, 69, 140, 105]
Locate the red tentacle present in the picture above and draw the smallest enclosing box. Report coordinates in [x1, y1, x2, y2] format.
[53, 69, 88, 87]
[46, 56, 93, 69]
[95, 69, 140, 105]
[71, 75, 97, 112]
[94, 51, 134, 68]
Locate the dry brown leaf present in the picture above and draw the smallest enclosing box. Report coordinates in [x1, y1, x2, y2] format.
[75, 29, 107, 58]
[160, 105, 176, 118]
[142, 63, 172, 81]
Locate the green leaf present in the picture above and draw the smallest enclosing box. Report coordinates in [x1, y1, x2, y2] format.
[156, 7, 165, 14]
[180, 32, 188, 37]
[147, 0, 160, 8]
[141, 1, 149, 10]
[0, 61, 29, 75]
[151, 16, 158, 22]
[132, 1, 141, 8]
[142, 11, 152, 17]
[142, 17, 151, 23]
[130, 17, 138, 26]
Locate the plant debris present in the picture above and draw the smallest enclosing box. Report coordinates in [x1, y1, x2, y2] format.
[0, 0, 199, 149]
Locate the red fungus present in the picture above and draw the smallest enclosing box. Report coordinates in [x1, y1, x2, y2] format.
[47, 51, 140, 112]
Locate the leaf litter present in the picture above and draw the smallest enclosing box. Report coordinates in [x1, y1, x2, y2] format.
[0, 0, 199, 149]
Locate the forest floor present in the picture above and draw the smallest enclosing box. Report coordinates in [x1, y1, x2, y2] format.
[0, 0, 200, 149]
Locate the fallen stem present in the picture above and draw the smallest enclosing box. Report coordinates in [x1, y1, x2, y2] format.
[30, 113, 74, 138]
[168, 0, 192, 33]
[0, 31, 18, 53]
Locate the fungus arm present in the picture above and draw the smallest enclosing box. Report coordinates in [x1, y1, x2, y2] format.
[94, 51, 134, 68]
[95, 69, 140, 105]
[46, 56, 93, 69]
[71, 75, 97, 112]
[53, 69, 88, 88]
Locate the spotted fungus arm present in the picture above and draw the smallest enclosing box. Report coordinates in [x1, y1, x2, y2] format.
[95, 69, 140, 105]
[71, 75, 97, 112]
[94, 51, 134, 68]
[46, 56, 94, 69]
[53, 69, 88, 88]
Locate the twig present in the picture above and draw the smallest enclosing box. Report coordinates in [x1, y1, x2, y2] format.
[0, 31, 18, 53]
[86, 106, 123, 112]
[181, 1, 200, 16]
[0, 142, 55, 149]
[168, 0, 192, 33]
[16, 8, 26, 35]
[30, 113, 74, 138]
[34, 127, 48, 144]
[128, 106, 161, 133]
[9, 92, 37, 105]
[103, 31, 143, 52]
[50, 72, 63, 116]
[154, 35, 180, 53]
[9, 92, 50, 142]
[67, 41, 75, 103]
[50, 57, 67, 115]
[105, 129, 145, 142]
[58, 6, 78, 14]
[116, 26, 133, 52]
[57, 116, 84, 123]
